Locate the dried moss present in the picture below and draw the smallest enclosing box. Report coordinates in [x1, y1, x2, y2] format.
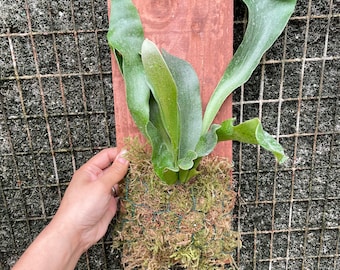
[113, 139, 241, 269]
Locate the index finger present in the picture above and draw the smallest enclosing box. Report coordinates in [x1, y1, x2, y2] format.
[85, 148, 120, 170]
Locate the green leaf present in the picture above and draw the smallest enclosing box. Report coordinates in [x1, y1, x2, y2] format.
[142, 39, 180, 161]
[202, 0, 297, 133]
[178, 150, 198, 171]
[196, 118, 288, 164]
[146, 120, 179, 185]
[195, 125, 220, 157]
[147, 95, 179, 184]
[107, 0, 144, 58]
[161, 50, 202, 167]
[143, 42, 204, 181]
[217, 118, 288, 163]
[148, 95, 171, 148]
[179, 161, 201, 184]
[107, 0, 150, 137]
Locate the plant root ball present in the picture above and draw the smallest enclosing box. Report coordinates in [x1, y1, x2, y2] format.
[112, 139, 241, 270]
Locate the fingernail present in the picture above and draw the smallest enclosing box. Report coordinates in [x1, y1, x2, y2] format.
[116, 149, 129, 165]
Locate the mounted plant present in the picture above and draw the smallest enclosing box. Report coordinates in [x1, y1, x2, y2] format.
[108, 0, 296, 268]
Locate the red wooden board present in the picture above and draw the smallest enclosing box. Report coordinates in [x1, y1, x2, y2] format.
[109, 0, 233, 160]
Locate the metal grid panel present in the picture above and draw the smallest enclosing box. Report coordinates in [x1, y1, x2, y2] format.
[0, 0, 339, 269]
[233, 0, 339, 269]
[0, 0, 119, 269]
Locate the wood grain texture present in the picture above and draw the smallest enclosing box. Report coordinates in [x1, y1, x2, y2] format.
[110, 0, 233, 160]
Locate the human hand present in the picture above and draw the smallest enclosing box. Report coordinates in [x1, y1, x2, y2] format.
[12, 148, 129, 270]
[50, 148, 129, 252]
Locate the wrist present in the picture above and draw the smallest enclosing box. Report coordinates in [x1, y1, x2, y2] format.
[47, 217, 85, 257]
[13, 218, 85, 270]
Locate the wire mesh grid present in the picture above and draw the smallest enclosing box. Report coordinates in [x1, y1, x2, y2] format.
[0, 0, 339, 269]
[233, 0, 339, 269]
[0, 0, 119, 268]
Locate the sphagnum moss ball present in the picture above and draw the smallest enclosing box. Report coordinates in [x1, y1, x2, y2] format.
[112, 140, 241, 270]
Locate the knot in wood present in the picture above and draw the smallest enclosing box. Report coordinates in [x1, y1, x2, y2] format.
[191, 19, 205, 33]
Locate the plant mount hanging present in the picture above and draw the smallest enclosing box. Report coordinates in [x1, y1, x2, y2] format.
[108, 0, 296, 185]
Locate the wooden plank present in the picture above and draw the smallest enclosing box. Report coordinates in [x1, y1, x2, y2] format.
[110, 0, 233, 160]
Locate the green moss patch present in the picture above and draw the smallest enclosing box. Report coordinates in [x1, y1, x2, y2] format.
[113, 140, 241, 269]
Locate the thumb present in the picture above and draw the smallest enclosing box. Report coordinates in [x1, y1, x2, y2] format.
[101, 150, 129, 189]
